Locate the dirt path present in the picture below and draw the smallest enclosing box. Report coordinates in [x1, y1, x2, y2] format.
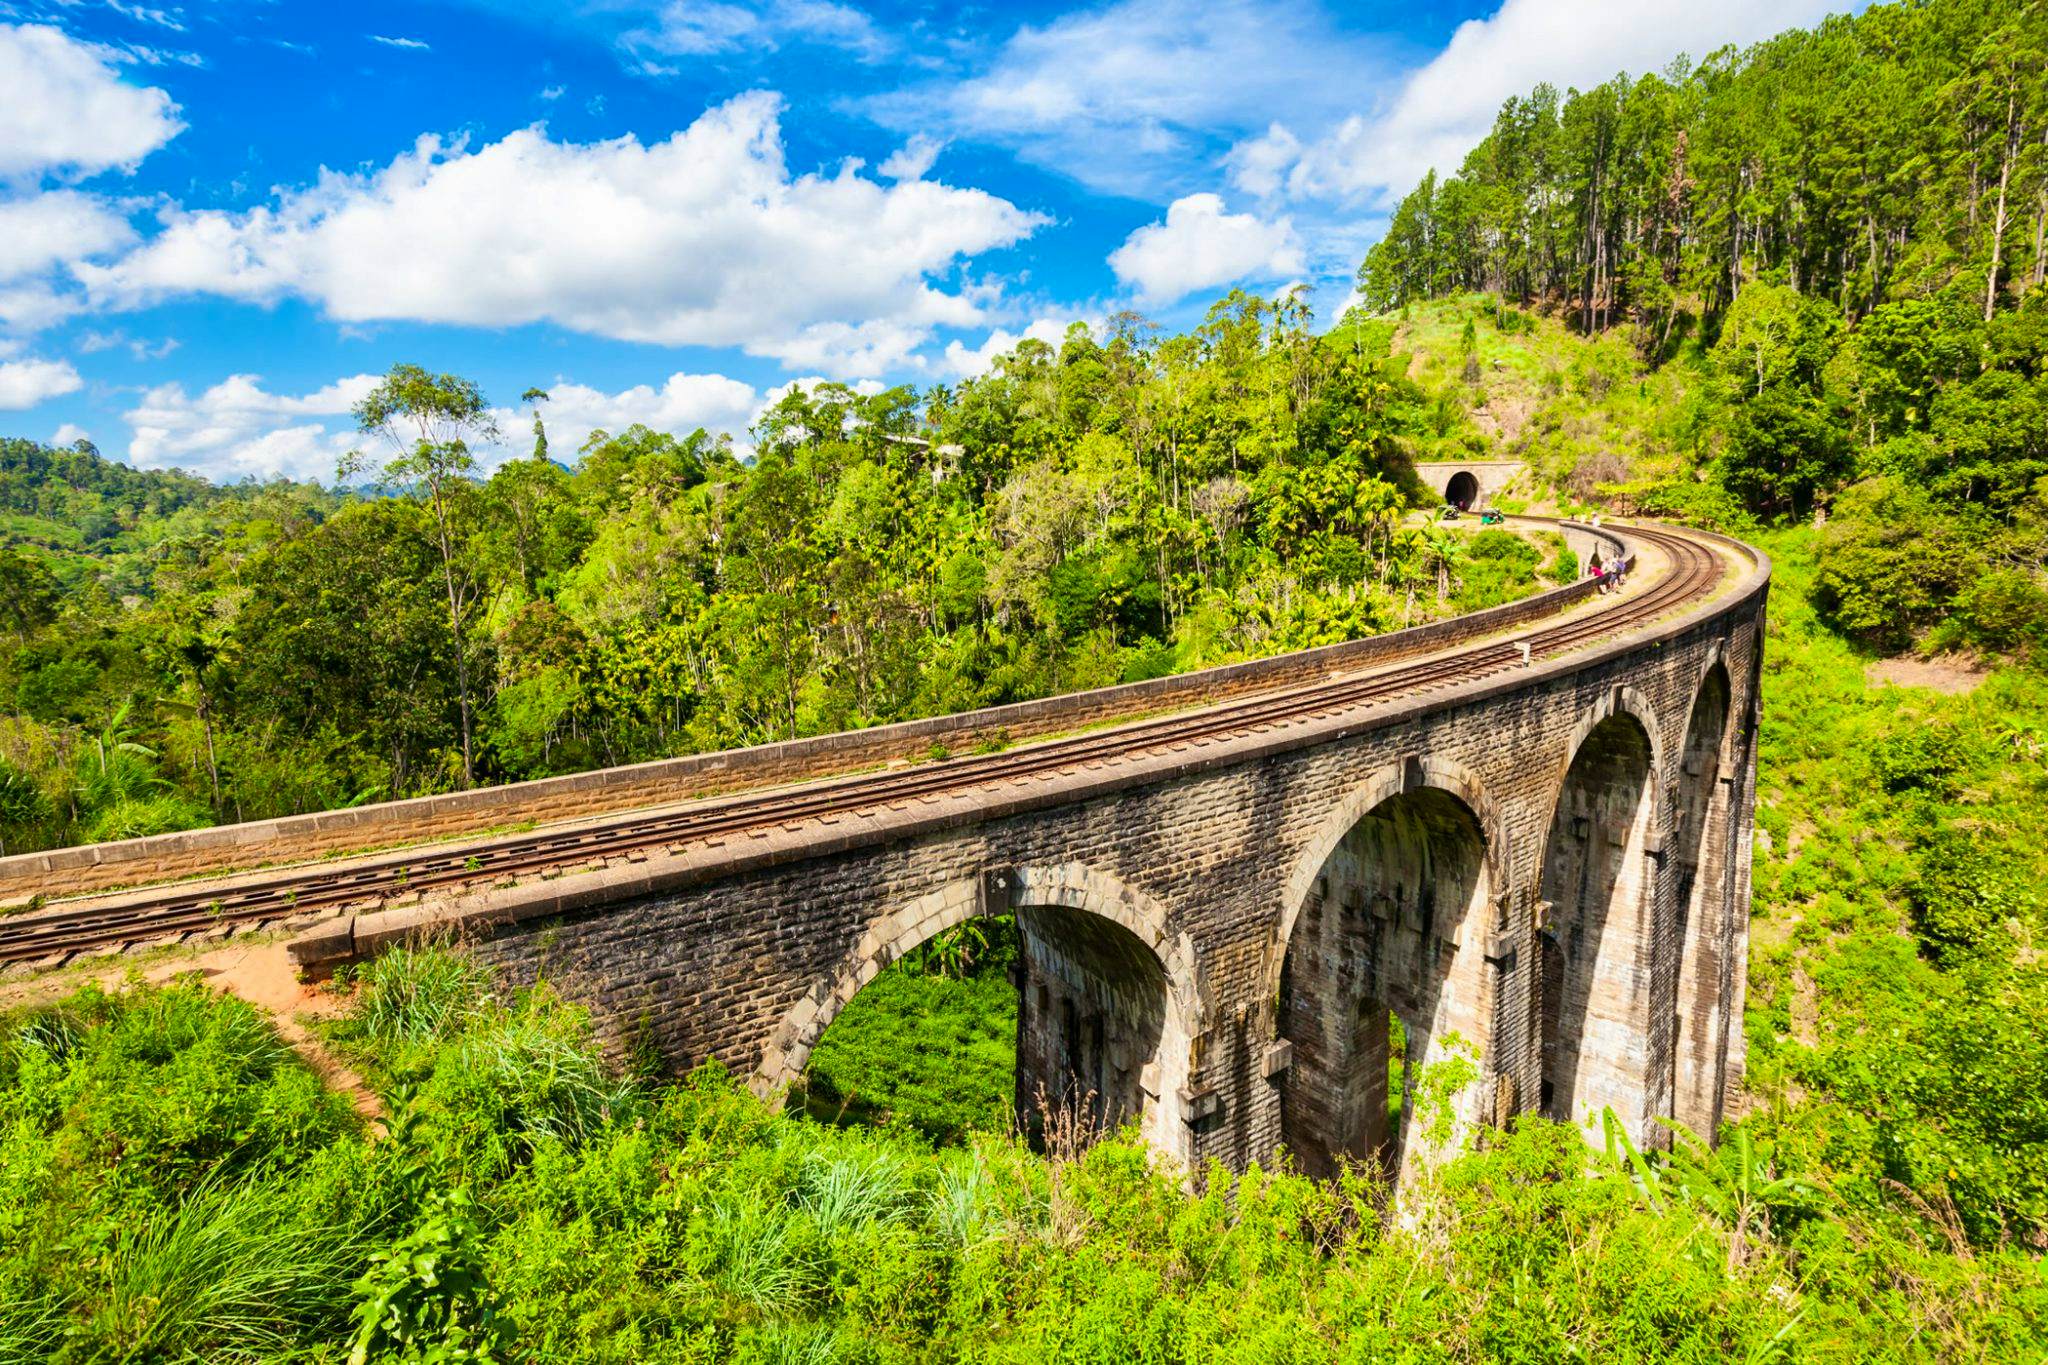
[184, 940, 385, 1124]
[1, 937, 384, 1125]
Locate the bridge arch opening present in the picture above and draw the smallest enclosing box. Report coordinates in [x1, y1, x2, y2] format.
[763, 865, 1195, 1163]
[1013, 899, 1179, 1154]
[1669, 662, 1733, 1134]
[1445, 469, 1479, 510]
[1538, 710, 1658, 1137]
[1277, 784, 1494, 1185]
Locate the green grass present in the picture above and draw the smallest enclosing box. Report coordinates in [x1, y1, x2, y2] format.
[1734, 527, 2048, 1245]
[2, 932, 2044, 1360]
[1394, 293, 1709, 506]
[354, 941, 495, 1044]
[796, 924, 1019, 1146]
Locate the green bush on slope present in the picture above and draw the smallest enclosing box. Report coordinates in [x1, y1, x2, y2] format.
[2, 936, 2042, 1362]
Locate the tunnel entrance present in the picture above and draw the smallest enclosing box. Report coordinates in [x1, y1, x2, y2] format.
[784, 870, 1189, 1159]
[1445, 470, 1480, 510]
[1537, 712, 1657, 1136]
[1669, 665, 1732, 1133]
[1278, 786, 1492, 1185]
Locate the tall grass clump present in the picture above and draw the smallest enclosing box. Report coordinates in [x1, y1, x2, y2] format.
[84, 1178, 371, 1360]
[356, 941, 494, 1045]
[696, 1191, 813, 1318]
[795, 1149, 911, 1236]
[443, 995, 641, 1153]
[0, 979, 374, 1360]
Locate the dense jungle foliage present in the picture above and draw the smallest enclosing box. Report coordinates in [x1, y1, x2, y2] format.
[0, 295, 1559, 855]
[1360, 0, 2048, 628]
[5, 0, 2048, 1358]
[1360, 0, 2047, 336]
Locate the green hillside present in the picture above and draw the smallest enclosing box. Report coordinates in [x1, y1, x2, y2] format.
[5, 0, 2048, 1356]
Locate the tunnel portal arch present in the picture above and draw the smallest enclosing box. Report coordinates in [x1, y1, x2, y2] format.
[1445, 470, 1480, 510]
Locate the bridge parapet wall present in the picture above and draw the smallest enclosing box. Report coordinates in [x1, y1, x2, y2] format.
[1, 523, 1627, 903]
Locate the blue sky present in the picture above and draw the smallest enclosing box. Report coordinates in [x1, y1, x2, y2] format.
[0, 0, 1842, 481]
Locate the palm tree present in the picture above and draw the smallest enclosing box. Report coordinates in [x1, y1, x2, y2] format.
[1419, 526, 1468, 607]
[1389, 529, 1431, 626]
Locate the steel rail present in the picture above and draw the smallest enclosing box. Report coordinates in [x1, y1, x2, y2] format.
[0, 524, 1725, 966]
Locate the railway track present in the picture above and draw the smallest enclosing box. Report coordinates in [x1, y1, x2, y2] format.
[0, 522, 1728, 969]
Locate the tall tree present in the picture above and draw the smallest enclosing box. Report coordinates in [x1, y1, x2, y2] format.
[522, 387, 551, 462]
[343, 365, 498, 787]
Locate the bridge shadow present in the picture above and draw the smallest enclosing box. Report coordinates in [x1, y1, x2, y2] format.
[1538, 711, 1657, 1136]
[1669, 663, 1733, 1131]
[1013, 901, 1169, 1151]
[1278, 784, 1493, 1188]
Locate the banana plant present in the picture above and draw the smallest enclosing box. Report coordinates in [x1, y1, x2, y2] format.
[1600, 1107, 1822, 1272]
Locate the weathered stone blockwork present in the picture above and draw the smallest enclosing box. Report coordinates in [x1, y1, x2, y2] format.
[1413, 460, 1527, 510]
[455, 535, 1766, 1176]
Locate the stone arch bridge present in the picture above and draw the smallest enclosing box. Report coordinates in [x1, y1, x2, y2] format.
[1, 520, 1766, 1181]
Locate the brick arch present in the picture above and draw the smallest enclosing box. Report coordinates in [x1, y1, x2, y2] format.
[1680, 647, 1733, 756]
[755, 862, 1204, 1162]
[1668, 654, 1736, 1136]
[1264, 754, 1507, 1005]
[755, 877, 983, 1093]
[1536, 687, 1668, 1138]
[1555, 685, 1668, 806]
[986, 863, 1208, 1031]
[1264, 754, 1503, 1183]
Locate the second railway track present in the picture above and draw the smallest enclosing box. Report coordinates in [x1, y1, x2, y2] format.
[1, 523, 1729, 968]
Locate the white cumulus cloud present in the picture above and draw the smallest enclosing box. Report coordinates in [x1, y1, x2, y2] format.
[80, 92, 1045, 379]
[941, 317, 1076, 379]
[507, 372, 764, 458]
[50, 422, 90, 446]
[1264, 0, 1842, 202]
[121, 369, 797, 482]
[1108, 194, 1301, 306]
[125, 373, 382, 482]
[0, 23, 184, 182]
[869, 0, 1398, 199]
[0, 357, 84, 409]
[878, 134, 943, 182]
[0, 191, 137, 282]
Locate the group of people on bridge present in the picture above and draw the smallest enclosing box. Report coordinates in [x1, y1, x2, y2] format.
[1588, 548, 1626, 593]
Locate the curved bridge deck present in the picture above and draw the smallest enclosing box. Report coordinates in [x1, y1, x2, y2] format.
[0, 517, 1768, 1184]
[5, 518, 1723, 968]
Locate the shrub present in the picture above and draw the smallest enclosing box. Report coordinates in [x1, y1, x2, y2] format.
[1868, 722, 1966, 795]
[350, 1188, 511, 1363]
[358, 943, 495, 1046]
